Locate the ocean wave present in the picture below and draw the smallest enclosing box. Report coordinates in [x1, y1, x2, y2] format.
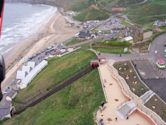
[0, 4, 57, 54]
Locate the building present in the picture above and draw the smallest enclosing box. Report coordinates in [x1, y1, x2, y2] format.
[154, 20, 166, 27]
[78, 30, 92, 40]
[122, 36, 133, 43]
[16, 60, 48, 89]
[0, 95, 13, 120]
[16, 61, 36, 81]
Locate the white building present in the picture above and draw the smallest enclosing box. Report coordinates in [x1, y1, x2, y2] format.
[17, 60, 48, 89]
[122, 36, 133, 43]
[16, 61, 36, 80]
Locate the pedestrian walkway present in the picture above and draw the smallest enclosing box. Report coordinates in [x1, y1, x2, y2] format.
[96, 63, 156, 125]
[140, 90, 155, 104]
[117, 100, 136, 119]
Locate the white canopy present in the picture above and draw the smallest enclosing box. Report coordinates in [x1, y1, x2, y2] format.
[123, 36, 133, 42]
[16, 70, 26, 80]
[22, 65, 31, 73]
[27, 61, 36, 69]
[19, 60, 48, 89]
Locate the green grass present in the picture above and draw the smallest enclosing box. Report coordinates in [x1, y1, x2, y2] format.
[101, 40, 131, 47]
[117, 0, 145, 6]
[121, 20, 132, 26]
[72, 0, 90, 11]
[91, 40, 130, 54]
[92, 40, 132, 47]
[94, 47, 128, 54]
[74, 8, 110, 21]
[3, 70, 105, 125]
[14, 49, 96, 102]
[126, 0, 166, 25]
[61, 0, 166, 25]
[65, 37, 82, 46]
[160, 26, 166, 31]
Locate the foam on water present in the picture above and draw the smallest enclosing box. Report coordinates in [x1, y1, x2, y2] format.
[0, 3, 57, 54]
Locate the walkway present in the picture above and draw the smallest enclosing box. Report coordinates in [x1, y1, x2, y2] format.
[140, 90, 155, 104]
[96, 63, 155, 125]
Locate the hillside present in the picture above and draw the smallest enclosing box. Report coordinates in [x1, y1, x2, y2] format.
[126, 0, 166, 25]
[5, 0, 148, 11]
[6, 0, 80, 10]
[6, 0, 166, 24]
[3, 70, 104, 125]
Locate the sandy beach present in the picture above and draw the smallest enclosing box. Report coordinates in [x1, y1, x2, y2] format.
[2, 10, 80, 91]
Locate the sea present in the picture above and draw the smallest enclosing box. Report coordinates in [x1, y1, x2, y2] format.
[0, 3, 57, 55]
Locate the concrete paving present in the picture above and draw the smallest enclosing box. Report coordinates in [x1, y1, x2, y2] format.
[96, 63, 155, 125]
[132, 60, 163, 79]
[144, 79, 166, 102]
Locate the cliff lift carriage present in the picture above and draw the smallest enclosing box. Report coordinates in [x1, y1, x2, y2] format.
[0, 0, 5, 101]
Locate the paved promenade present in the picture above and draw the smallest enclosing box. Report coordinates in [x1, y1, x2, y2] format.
[96, 63, 154, 125]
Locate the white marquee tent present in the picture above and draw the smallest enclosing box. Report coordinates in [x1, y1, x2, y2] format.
[18, 60, 48, 89]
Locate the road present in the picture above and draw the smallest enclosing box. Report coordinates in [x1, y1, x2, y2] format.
[97, 33, 166, 65]
[149, 33, 166, 62]
[97, 33, 166, 102]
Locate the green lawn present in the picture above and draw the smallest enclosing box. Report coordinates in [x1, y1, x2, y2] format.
[126, 0, 166, 25]
[92, 40, 130, 54]
[94, 47, 128, 54]
[100, 40, 131, 47]
[3, 70, 105, 125]
[58, 0, 166, 25]
[14, 49, 96, 103]
[160, 26, 166, 31]
[65, 37, 83, 46]
[74, 7, 109, 21]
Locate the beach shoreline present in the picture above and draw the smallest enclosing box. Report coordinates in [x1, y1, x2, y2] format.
[2, 9, 80, 91]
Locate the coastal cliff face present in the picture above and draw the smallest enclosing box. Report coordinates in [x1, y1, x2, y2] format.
[6, 0, 77, 10]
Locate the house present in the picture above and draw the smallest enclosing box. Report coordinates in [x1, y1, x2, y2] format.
[154, 20, 166, 27]
[78, 30, 91, 39]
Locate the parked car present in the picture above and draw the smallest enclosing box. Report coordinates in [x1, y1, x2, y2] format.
[164, 44, 166, 53]
[156, 58, 166, 69]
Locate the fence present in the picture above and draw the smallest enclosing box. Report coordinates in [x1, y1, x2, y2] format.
[13, 65, 94, 115]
